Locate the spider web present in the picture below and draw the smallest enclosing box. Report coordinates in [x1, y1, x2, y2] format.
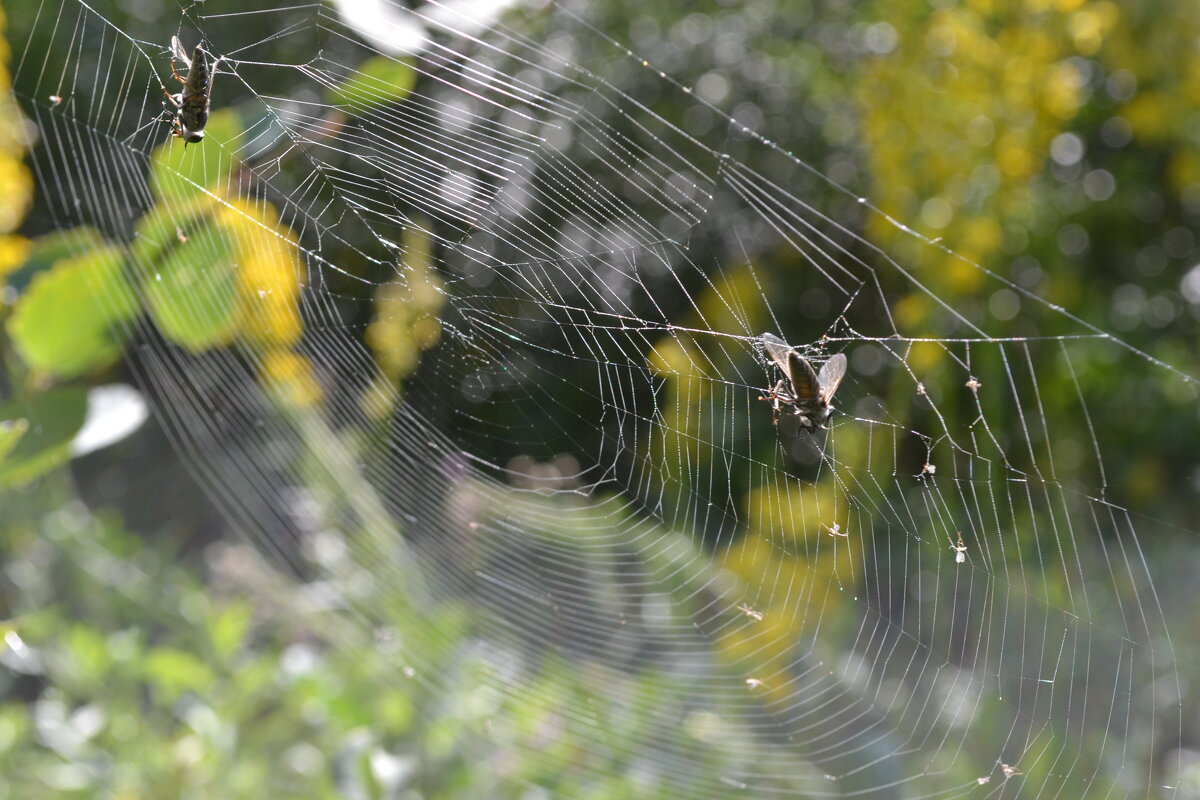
[13, 0, 1198, 796]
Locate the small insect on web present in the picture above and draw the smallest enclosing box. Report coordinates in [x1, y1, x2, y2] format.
[949, 532, 968, 563]
[736, 603, 764, 621]
[160, 35, 222, 147]
[759, 332, 847, 431]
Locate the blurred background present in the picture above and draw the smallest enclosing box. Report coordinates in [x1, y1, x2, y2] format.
[1, 0, 1198, 797]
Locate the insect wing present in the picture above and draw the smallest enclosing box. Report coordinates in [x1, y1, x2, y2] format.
[171, 35, 192, 67]
[761, 333, 794, 374]
[785, 350, 822, 406]
[817, 353, 847, 404]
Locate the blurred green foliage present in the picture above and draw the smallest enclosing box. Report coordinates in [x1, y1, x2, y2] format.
[2, 484, 823, 798]
[2, 489, 435, 798]
[8, 234, 136, 376]
[330, 54, 417, 113]
[0, 387, 86, 486]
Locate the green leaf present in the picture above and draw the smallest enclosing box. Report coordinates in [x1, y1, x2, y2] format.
[149, 109, 244, 203]
[0, 387, 87, 487]
[7, 245, 137, 377]
[0, 417, 29, 462]
[330, 55, 417, 114]
[209, 601, 251, 662]
[144, 220, 239, 351]
[64, 624, 113, 682]
[3, 228, 109, 294]
[144, 647, 218, 702]
[131, 193, 219, 267]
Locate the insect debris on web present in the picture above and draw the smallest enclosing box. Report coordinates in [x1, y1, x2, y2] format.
[948, 531, 968, 563]
[758, 332, 847, 432]
[736, 603, 764, 621]
[160, 35, 223, 148]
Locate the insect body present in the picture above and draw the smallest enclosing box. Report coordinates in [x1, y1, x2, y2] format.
[760, 332, 847, 431]
[163, 36, 217, 146]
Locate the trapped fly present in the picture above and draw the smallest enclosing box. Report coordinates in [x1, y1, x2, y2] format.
[759, 332, 847, 431]
[163, 35, 219, 147]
